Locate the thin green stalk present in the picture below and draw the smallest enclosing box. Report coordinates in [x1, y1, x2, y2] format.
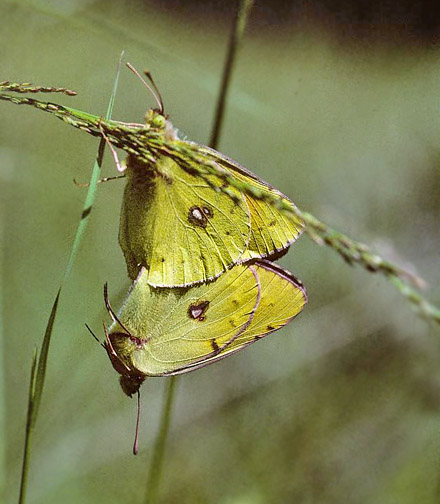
[17, 53, 123, 504]
[0, 208, 5, 502]
[299, 210, 440, 324]
[144, 2, 255, 503]
[209, 0, 255, 149]
[145, 377, 177, 504]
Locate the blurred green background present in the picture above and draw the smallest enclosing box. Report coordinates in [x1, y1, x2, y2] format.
[2, 1, 440, 503]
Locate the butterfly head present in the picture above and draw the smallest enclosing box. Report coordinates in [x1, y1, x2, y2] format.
[119, 373, 145, 397]
[104, 329, 146, 397]
[145, 108, 167, 129]
[144, 108, 179, 141]
[103, 282, 148, 396]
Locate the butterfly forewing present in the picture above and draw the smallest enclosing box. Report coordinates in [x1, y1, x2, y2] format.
[119, 155, 251, 287]
[233, 260, 307, 343]
[198, 145, 304, 261]
[232, 173, 303, 262]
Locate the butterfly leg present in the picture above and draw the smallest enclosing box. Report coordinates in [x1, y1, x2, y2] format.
[98, 123, 126, 173]
[73, 174, 126, 187]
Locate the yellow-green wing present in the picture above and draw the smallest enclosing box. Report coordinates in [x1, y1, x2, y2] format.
[199, 145, 304, 261]
[181, 260, 307, 369]
[119, 155, 250, 287]
[108, 260, 306, 376]
[109, 264, 261, 376]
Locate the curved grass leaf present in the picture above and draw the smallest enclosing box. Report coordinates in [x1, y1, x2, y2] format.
[18, 52, 124, 504]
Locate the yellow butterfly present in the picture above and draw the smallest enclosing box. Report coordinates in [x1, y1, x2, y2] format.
[0, 71, 304, 287]
[114, 66, 304, 287]
[103, 259, 307, 397]
[120, 139, 303, 287]
[118, 115, 303, 287]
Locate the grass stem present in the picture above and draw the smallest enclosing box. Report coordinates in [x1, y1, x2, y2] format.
[209, 0, 255, 149]
[144, 1, 255, 502]
[145, 377, 177, 504]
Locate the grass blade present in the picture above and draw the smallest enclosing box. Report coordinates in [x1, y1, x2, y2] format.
[17, 52, 124, 504]
[18, 350, 38, 504]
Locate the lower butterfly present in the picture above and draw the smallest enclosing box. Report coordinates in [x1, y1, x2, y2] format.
[103, 260, 307, 397]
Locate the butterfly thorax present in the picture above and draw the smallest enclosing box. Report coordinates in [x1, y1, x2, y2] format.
[105, 331, 147, 396]
[126, 153, 176, 187]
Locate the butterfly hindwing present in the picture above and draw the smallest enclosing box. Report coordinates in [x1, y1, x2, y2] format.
[107, 260, 307, 377]
[119, 155, 251, 287]
[180, 260, 307, 369]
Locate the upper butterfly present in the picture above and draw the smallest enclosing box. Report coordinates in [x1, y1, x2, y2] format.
[118, 66, 303, 286]
[0, 69, 304, 287]
[119, 113, 303, 286]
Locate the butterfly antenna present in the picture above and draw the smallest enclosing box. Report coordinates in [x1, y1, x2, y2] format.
[85, 323, 105, 348]
[126, 62, 164, 114]
[143, 70, 164, 115]
[133, 390, 141, 455]
[103, 282, 132, 336]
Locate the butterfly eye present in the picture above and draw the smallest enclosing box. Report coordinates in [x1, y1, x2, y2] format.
[152, 114, 166, 129]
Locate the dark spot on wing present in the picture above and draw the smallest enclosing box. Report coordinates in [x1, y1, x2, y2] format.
[232, 299, 239, 307]
[229, 319, 237, 328]
[269, 220, 277, 227]
[188, 206, 212, 228]
[202, 206, 214, 218]
[211, 339, 219, 352]
[188, 300, 210, 321]
[161, 258, 165, 262]
[226, 231, 231, 236]
[267, 325, 275, 331]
